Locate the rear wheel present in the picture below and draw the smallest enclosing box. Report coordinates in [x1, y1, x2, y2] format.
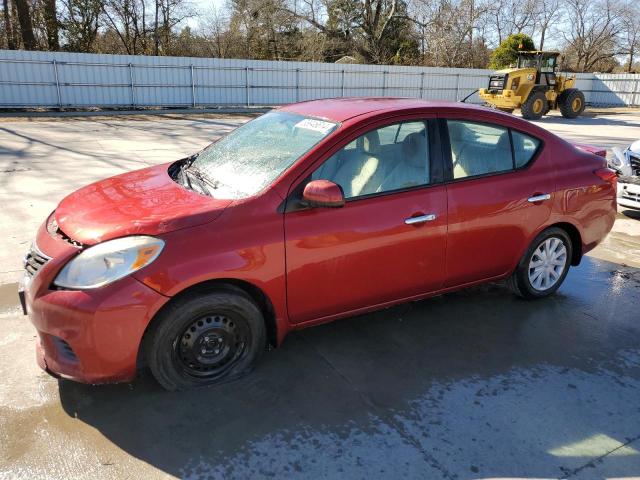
[145, 289, 266, 391]
[559, 88, 585, 118]
[520, 91, 547, 120]
[507, 227, 572, 299]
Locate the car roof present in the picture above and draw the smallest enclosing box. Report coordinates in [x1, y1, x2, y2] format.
[278, 97, 491, 123]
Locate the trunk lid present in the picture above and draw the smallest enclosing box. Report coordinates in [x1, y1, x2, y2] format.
[573, 142, 607, 158]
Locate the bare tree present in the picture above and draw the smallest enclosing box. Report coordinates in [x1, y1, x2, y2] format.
[534, 0, 558, 50]
[283, 0, 421, 63]
[42, 0, 59, 49]
[562, 0, 621, 72]
[411, 0, 488, 67]
[485, 0, 537, 46]
[618, 2, 640, 72]
[14, 0, 36, 48]
[61, 0, 102, 51]
[2, 0, 16, 48]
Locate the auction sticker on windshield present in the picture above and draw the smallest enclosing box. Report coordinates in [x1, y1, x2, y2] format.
[294, 118, 336, 134]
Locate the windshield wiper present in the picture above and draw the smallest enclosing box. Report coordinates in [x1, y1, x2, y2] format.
[176, 153, 206, 191]
[185, 166, 220, 195]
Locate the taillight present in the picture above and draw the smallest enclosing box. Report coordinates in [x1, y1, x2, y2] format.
[595, 168, 617, 188]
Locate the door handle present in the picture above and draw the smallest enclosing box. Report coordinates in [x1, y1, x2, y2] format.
[405, 214, 436, 225]
[527, 193, 551, 203]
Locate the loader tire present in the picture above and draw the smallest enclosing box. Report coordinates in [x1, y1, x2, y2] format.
[559, 88, 585, 118]
[521, 91, 547, 120]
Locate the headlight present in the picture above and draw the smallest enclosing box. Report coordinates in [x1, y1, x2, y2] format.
[54, 236, 164, 289]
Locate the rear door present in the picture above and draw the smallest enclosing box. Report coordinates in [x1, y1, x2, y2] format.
[284, 117, 448, 324]
[441, 115, 555, 287]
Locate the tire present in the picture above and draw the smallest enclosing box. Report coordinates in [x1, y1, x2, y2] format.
[520, 91, 547, 120]
[507, 227, 573, 299]
[541, 101, 550, 116]
[145, 289, 266, 391]
[559, 88, 585, 118]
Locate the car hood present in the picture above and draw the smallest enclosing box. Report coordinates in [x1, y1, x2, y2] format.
[55, 162, 233, 245]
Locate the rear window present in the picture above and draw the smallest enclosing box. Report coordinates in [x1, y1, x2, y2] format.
[446, 120, 542, 180]
[512, 130, 541, 167]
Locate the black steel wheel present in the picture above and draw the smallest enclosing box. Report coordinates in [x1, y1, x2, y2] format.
[145, 288, 266, 391]
[176, 313, 250, 379]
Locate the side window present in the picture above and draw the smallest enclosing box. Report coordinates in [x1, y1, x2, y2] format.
[512, 130, 541, 167]
[312, 121, 429, 199]
[447, 120, 513, 179]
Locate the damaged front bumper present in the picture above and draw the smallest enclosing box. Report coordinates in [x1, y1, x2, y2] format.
[618, 176, 640, 210]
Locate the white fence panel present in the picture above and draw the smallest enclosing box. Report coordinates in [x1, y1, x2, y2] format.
[1, 49, 638, 109]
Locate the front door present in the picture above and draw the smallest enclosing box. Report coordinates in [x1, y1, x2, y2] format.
[284, 119, 448, 324]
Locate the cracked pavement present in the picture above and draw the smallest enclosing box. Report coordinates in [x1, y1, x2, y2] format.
[1, 110, 639, 479]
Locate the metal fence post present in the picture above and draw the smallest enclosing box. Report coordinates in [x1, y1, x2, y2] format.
[245, 67, 250, 107]
[420, 72, 425, 99]
[190, 65, 196, 108]
[295, 68, 300, 102]
[382, 70, 387, 96]
[341, 69, 345, 97]
[52, 60, 62, 108]
[128, 63, 135, 107]
[454, 73, 460, 101]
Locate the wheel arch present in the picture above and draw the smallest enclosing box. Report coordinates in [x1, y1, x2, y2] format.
[137, 278, 279, 368]
[547, 221, 583, 266]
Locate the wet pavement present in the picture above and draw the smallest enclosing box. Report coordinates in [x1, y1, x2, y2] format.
[2, 257, 640, 479]
[1, 110, 640, 479]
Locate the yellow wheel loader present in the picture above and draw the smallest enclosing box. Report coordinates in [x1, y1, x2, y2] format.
[479, 51, 585, 120]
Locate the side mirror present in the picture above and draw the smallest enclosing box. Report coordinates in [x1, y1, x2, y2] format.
[302, 180, 345, 208]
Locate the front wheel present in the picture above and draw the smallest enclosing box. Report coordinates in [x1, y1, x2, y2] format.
[145, 289, 266, 391]
[507, 227, 572, 299]
[520, 91, 547, 120]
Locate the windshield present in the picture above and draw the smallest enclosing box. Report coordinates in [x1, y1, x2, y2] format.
[517, 55, 539, 69]
[190, 111, 338, 199]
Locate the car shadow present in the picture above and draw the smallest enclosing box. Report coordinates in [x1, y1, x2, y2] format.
[58, 257, 640, 478]
[620, 208, 640, 220]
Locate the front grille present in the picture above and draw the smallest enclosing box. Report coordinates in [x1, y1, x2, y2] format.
[622, 190, 640, 201]
[630, 154, 640, 176]
[488, 74, 506, 92]
[51, 336, 78, 363]
[24, 245, 50, 278]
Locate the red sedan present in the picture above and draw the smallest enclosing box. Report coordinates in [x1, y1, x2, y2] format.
[21, 98, 617, 390]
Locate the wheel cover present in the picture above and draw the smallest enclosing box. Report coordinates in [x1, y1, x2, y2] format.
[528, 237, 568, 291]
[175, 314, 249, 378]
[572, 97, 582, 112]
[533, 98, 544, 114]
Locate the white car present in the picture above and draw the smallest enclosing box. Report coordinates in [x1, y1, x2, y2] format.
[611, 140, 640, 210]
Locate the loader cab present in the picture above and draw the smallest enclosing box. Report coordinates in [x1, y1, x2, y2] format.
[517, 51, 560, 88]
